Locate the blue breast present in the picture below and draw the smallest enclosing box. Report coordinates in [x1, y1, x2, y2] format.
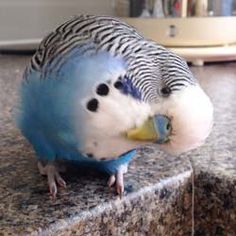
[17, 49, 135, 169]
[69, 149, 137, 175]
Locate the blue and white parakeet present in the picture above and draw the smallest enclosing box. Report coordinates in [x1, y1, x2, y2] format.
[16, 15, 213, 197]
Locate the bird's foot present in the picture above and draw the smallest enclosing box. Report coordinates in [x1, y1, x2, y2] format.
[37, 161, 66, 199]
[107, 164, 128, 197]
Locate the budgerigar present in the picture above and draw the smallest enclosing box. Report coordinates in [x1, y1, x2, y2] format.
[16, 15, 213, 197]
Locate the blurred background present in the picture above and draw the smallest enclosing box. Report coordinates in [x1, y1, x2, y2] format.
[0, 0, 236, 64]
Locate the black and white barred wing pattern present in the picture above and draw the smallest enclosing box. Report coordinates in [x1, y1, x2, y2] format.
[28, 15, 196, 103]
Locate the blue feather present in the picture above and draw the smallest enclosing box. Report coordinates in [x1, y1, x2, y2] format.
[69, 149, 136, 175]
[17, 49, 129, 168]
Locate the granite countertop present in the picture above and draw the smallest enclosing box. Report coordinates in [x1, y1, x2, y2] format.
[0, 55, 235, 236]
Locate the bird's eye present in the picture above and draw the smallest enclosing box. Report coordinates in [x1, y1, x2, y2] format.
[160, 86, 171, 97]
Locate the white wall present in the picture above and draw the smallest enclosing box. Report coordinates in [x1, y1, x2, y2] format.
[0, 0, 115, 49]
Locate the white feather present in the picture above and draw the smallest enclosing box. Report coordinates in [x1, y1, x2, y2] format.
[74, 80, 213, 159]
[81, 84, 152, 159]
[152, 85, 214, 154]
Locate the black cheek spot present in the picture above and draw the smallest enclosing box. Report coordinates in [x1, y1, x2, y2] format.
[86, 98, 98, 112]
[114, 81, 123, 90]
[86, 153, 94, 158]
[96, 83, 109, 96]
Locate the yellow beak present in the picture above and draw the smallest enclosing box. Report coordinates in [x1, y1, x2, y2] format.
[126, 118, 157, 141]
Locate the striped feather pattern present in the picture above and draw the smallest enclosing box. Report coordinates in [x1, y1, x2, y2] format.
[28, 15, 196, 102]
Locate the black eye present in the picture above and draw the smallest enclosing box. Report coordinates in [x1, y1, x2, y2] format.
[160, 86, 171, 97]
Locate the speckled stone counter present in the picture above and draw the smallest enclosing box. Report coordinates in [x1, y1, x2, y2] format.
[190, 65, 236, 236]
[0, 55, 235, 236]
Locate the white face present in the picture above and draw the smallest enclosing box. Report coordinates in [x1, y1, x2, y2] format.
[73, 53, 213, 159]
[152, 84, 214, 154]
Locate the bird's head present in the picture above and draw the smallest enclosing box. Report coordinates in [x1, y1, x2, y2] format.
[126, 51, 213, 155]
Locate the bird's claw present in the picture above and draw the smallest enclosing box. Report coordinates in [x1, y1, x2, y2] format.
[37, 161, 66, 198]
[108, 175, 116, 188]
[107, 164, 127, 197]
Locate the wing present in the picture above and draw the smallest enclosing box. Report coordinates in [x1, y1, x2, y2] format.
[28, 15, 143, 73]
